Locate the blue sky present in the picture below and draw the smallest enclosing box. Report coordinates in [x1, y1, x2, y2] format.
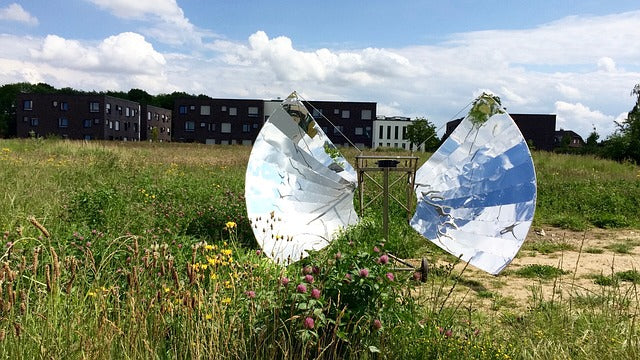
[1, 1, 639, 138]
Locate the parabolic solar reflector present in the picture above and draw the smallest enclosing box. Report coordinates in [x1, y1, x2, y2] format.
[245, 92, 358, 264]
[410, 93, 537, 275]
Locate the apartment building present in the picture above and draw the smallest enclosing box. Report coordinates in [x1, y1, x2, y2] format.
[372, 116, 417, 150]
[16, 93, 143, 141]
[141, 104, 172, 142]
[302, 100, 376, 149]
[172, 98, 264, 145]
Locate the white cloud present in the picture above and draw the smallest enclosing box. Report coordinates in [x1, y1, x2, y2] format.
[597, 57, 617, 72]
[86, 0, 211, 46]
[30, 32, 166, 75]
[555, 101, 618, 139]
[0, 3, 38, 26]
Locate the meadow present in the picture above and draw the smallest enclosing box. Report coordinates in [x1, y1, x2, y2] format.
[1, 138, 640, 359]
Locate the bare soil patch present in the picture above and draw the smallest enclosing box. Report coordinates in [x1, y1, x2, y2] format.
[422, 227, 640, 311]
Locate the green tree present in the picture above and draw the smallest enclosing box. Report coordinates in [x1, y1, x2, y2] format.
[602, 83, 640, 163]
[405, 117, 440, 152]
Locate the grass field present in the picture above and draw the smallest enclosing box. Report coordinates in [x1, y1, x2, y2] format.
[1, 138, 640, 359]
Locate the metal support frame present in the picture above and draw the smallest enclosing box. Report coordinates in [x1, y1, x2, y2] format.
[355, 155, 427, 280]
[355, 155, 419, 240]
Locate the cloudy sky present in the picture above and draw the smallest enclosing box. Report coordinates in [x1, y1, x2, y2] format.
[1, 1, 639, 138]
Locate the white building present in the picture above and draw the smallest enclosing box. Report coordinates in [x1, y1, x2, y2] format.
[372, 116, 424, 151]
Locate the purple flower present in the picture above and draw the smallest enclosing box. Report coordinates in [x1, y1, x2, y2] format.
[359, 268, 369, 278]
[303, 317, 315, 329]
[312, 266, 320, 275]
[245, 290, 256, 299]
[344, 273, 352, 282]
[334, 252, 342, 260]
[378, 254, 389, 265]
[296, 284, 307, 293]
[373, 319, 382, 330]
[444, 329, 452, 338]
[385, 272, 395, 282]
[256, 250, 262, 256]
[373, 246, 380, 253]
[413, 272, 422, 281]
[304, 274, 314, 283]
[280, 277, 290, 286]
[303, 266, 313, 275]
[310, 288, 321, 299]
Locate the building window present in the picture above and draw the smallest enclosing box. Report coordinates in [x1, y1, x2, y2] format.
[106, 103, 111, 114]
[386, 126, 392, 140]
[334, 109, 340, 115]
[179, 105, 188, 114]
[30, 118, 39, 126]
[361, 109, 372, 120]
[115, 121, 120, 131]
[89, 102, 100, 113]
[109, 121, 113, 129]
[200, 122, 207, 128]
[84, 135, 92, 140]
[60, 102, 69, 111]
[379, 125, 384, 139]
[208, 123, 216, 131]
[242, 124, 251, 132]
[190, 105, 196, 110]
[402, 127, 407, 140]
[23, 116, 28, 122]
[248, 107, 259, 117]
[201, 105, 211, 115]
[58, 117, 68, 128]
[355, 127, 363, 135]
[221, 106, 227, 112]
[312, 109, 323, 118]
[333, 126, 344, 134]
[394, 126, 399, 140]
[402, 143, 406, 149]
[221, 123, 231, 133]
[253, 123, 259, 129]
[52, 101, 57, 107]
[23, 100, 33, 110]
[322, 127, 329, 134]
[341, 110, 350, 119]
[229, 107, 237, 116]
[185, 121, 195, 132]
[83, 119, 92, 128]
[125, 107, 130, 117]
[94, 118, 100, 124]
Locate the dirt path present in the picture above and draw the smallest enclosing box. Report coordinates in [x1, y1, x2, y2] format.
[422, 227, 640, 311]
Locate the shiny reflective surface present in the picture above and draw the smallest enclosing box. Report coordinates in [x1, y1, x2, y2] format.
[245, 93, 358, 264]
[410, 105, 537, 274]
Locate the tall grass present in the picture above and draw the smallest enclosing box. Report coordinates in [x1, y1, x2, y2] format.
[1, 139, 640, 359]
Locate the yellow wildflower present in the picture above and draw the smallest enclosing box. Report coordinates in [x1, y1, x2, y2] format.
[225, 221, 236, 230]
[205, 313, 213, 320]
[1, 148, 9, 152]
[201, 264, 208, 270]
[221, 297, 231, 305]
[221, 249, 232, 256]
[210, 273, 218, 280]
[164, 286, 171, 293]
[87, 291, 96, 297]
[204, 244, 214, 251]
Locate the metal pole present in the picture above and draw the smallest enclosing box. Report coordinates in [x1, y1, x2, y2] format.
[382, 167, 389, 240]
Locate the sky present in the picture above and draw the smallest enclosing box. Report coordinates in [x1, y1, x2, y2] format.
[1, 1, 639, 139]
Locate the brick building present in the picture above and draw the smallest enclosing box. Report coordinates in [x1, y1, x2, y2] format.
[16, 93, 146, 141]
[445, 113, 557, 151]
[172, 98, 264, 144]
[141, 104, 172, 141]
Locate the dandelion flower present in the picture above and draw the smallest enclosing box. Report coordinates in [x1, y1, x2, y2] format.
[225, 221, 237, 230]
[221, 297, 232, 305]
